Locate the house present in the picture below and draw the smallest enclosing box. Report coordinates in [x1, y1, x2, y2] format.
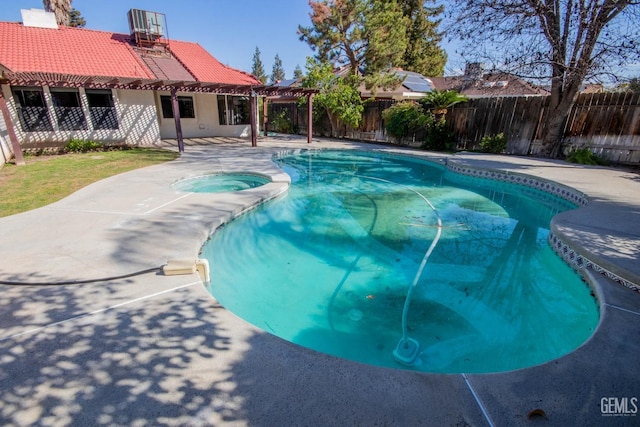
[429, 63, 549, 98]
[359, 69, 435, 100]
[0, 8, 314, 160]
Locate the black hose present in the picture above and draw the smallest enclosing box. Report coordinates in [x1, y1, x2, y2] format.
[0, 267, 163, 287]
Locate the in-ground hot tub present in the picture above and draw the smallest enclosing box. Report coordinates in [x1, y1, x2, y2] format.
[173, 173, 270, 193]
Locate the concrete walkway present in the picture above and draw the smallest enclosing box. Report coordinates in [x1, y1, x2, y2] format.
[0, 136, 638, 426]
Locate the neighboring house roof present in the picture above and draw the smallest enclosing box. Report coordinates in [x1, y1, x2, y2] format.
[0, 20, 260, 86]
[581, 83, 604, 94]
[361, 69, 435, 100]
[272, 78, 300, 88]
[430, 72, 549, 97]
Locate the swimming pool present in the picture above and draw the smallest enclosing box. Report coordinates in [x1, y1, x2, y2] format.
[202, 150, 598, 374]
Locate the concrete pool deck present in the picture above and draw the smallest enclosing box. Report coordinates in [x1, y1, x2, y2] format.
[0, 136, 638, 426]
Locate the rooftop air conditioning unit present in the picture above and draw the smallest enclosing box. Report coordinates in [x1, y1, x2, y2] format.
[128, 9, 165, 44]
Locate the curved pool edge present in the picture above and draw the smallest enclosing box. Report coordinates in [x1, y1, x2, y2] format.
[168, 144, 639, 399]
[0, 138, 637, 425]
[211, 148, 604, 374]
[442, 156, 639, 294]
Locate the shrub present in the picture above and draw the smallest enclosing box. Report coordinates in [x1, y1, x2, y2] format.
[479, 133, 507, 154]
[65, 138, 102, 153]
[272, 110, 293, 134]
[566, 147, 608, 165]
[423, 119, 456, 152]
[382, 101, 430, 140]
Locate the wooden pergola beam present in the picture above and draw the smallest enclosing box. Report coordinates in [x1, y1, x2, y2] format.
[170, 87, 184, 153]
[307, 93, 314, 144]
[250, 91, 258, 147]
[0, 90, 25, 165]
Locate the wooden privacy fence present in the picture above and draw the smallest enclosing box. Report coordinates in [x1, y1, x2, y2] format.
[448, 92, 640, 163]
[268, 92, 640, 165]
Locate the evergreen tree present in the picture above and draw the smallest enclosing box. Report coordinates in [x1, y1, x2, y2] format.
[270, 54, 286, 83]
[293, 65, 304, 79]
[363, 0, 407, 75]
[298, 0, 367, 73]
[68, 8, 86, 28]
[299, 0, 446, 79]
[399, 0, 446, 76]
[251, 47, 267, 84]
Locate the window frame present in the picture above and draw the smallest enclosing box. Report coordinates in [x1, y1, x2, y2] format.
[85, 89, 119, 130]
[217, 95, 250, 126]
[160, 95, 195, 119]
[11, 87, 53, 132]
[49, 88, 88, 131]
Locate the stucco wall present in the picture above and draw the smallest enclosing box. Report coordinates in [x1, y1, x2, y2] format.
[0, 85, 162, 148]
[157, 91, 251, 139]
[114, 89, 161, 145]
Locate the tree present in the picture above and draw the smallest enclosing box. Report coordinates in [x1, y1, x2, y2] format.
[299, 0, 446, 75]
[293, 64, 304, 79]
[299, 0, 448, 92]
[251, 47, 267, 84]
[362, 0, 407, 75]
[628, 77, 640, 92]
[419, 89, 467, 121]
[448, 0, 640, 158]
[298, 0, 367, 73]
[399, 0, 446, 76]
[43, 0, 71, 26]
[68, 8, 86, 28]
[300, 57, 364, 137]
[270, 54, 286, 83]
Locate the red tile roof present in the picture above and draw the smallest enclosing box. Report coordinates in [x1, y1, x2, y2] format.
[0, 22, 154, 79]
[0, 21, 260, 86]
[168, 40, 259, 85]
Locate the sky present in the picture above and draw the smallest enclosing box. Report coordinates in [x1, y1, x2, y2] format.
[2, 1, 635, 82]
[0, 0, 467, 79]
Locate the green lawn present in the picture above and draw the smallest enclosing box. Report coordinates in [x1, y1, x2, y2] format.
[0, 148, 179, 218]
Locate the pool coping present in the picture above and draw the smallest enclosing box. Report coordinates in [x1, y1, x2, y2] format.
[0, 136, 638, 426]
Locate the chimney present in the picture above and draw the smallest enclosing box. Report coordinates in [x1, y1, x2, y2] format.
[21, 9, 58, 29]
[464, 63, 484, 81]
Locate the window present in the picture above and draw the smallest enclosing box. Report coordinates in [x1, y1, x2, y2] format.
[12, 87, 53, 132]
[50, 88, 87, 131]
[217, 95, 250, 125]
[160, 95, 195, 119]
[86, 90, 118, 130]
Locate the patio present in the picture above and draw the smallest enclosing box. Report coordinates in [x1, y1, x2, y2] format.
[0, 136, 638, 426]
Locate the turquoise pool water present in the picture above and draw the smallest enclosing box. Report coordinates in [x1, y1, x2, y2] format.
[202, 150, 599, 374]
[173, 173, 269, 193]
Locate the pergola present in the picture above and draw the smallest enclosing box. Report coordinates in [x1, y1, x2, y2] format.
[0, 70, 317, 163]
